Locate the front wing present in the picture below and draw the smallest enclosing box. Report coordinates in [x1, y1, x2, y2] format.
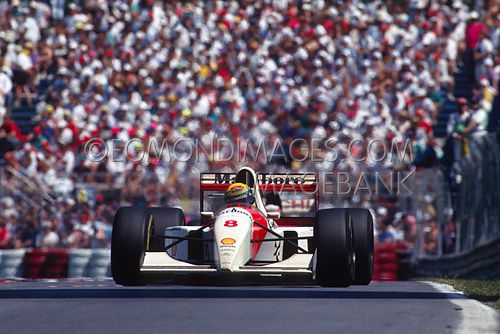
[141, 252, 314, 275]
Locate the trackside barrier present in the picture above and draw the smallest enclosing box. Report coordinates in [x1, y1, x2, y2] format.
[67, 249, 92, 278]
[417, 238, 500, 279]
[409, 134, 500, 278]
[23, 248, 48, 279]
[67, 249, 111, 278]
[23, 248, 69, 279]
[0, 249, 26, 278]
[88, 249, 111, 278]
[396, 246, 414, 280]
[373, 244, 399, 281]
[0, 247, 415, 280]
[0, 249, 110, 279]
[411, 134, 500, 259]
[45, 249, 69, 278]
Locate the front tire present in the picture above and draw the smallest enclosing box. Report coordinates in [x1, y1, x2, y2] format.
[349, 208, 374, 285]
[111, 207, 150, 286]
[314, 208, 355, 287]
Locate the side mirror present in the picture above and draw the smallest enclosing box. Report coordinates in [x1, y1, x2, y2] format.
[267, 212, 280, 220]
[201, 211, 214, 219]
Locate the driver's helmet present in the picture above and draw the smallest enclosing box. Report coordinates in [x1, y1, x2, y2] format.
[225, 182, 255, 204]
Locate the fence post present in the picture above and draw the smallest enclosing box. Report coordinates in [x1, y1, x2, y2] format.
[0, 158, 5, 198]
[412, 171, 425, 260]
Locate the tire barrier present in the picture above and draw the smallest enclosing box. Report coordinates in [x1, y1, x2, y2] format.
[0, 249, 26, 278]
[373, 244, 399, 281]
[23, 248, 69, 279]
[23, 248, 48, 279]
[67, 249, 92, 278]
[0, 248, 111, 279]
[396, 246, 414, 280]
[0, 246, 414, 280]
[87, 249, 111, 278]
[45, 249, 69, 278]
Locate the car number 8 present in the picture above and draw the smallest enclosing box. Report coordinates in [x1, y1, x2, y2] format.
[224, 220, 238, 227]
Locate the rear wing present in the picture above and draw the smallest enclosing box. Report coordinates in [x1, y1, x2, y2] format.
[200, 172, 318, 225]
[200, 172, 318, 193]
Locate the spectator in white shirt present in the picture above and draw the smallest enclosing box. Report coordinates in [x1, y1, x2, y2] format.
[0, 68, 13, 123]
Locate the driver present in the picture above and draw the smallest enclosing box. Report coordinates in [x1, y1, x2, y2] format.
[224, 183, 255, 205]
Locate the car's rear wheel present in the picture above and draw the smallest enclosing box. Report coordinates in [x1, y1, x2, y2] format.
[146, 207, 186, 251]
[111, 207, 150, 286]
[349, 208, 374, 285]
[314, 208, 355, 287]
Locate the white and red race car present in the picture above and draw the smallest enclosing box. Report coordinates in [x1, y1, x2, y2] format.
[111, 167, 374, 286]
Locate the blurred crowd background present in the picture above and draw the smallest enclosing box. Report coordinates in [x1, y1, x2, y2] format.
[0, 0, 498, 252]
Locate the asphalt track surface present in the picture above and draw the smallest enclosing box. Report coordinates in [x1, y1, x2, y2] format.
[0, 279, 498, 334]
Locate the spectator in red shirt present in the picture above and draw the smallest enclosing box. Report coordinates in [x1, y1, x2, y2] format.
[0, 115, 26, 157]
[0, 217, 9, 249]
[465, 11, 486, 82]
[416, 109, 433, 134]
[466, 12, 486, 49]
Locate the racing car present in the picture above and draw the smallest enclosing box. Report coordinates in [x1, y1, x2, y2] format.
[111, 166, 374, 286]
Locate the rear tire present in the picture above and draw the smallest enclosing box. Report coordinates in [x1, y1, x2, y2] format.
[111, 207, 150, 286]
[349, 208, 374, 285]
[314, 208, 355, 287]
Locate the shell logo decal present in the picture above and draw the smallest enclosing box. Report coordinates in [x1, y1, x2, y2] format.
[221, 238, 236, 245]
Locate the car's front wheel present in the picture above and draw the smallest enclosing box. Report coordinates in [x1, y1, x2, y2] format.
[111, 207, 150, 286]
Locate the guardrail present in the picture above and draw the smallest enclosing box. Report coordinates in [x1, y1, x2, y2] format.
[416, 238, 500, 280]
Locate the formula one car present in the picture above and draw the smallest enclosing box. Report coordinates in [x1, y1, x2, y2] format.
[111, 167, 374, 286]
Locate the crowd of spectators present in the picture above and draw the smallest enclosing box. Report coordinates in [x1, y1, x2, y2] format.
[0, 0, 498, 250]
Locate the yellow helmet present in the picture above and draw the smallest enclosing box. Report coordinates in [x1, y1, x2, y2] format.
[225, 183, 255, 204]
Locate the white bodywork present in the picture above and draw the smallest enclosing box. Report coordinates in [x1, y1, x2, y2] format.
[140, 167, 316, 277]
[213, 207, 253, 272]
